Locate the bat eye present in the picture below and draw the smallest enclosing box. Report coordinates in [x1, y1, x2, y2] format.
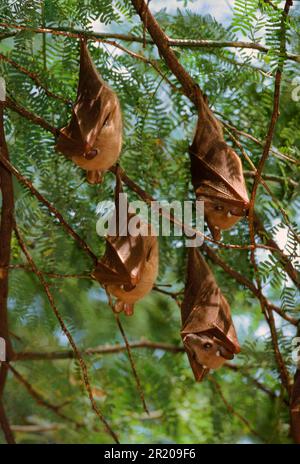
[84, 149, 98, 160]
[215, 205, 224, 211]
[203, 341, 213, 350]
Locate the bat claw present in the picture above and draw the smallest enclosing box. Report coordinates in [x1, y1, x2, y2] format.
[124, 303, 134, 316]
[86, 170, 103, 184]
[113, 300, 124, 313]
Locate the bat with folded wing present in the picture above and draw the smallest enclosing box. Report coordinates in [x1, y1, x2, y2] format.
[92, 172, 159, 315]
[181, 247, 240, 381]
[189, 94, 249, 240]
[56, 40, 122, 184]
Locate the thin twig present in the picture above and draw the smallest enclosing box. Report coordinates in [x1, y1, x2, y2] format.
[101, 39, 177, 93]
[249, 0, 295, 256]
[10, 424, 64, 433]
[243, 171, 298, 189]
[106, 292, 149, 414]
[10, 341, 284, 404]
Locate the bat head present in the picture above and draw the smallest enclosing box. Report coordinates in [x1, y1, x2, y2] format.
[200, 196, 249, 240]
[183, 332, 234, 368]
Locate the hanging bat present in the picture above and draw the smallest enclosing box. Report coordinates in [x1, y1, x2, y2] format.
[181, 247, 240, 382]
[189, 94, 249, 240]
[56, 40, 122, 184]
[291, 369, 300, 444]
[92, 172, 159, 315]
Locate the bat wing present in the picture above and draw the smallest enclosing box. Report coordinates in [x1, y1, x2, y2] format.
[93, 233, 146, 288]
[185, 355, 210, 383]
[189, 96, 249, 208]
[190, 140, 249, 207]
[181, 249, 240, 352]
[181, 247, 219, 333]
[93, 173, 148, 288]
[56, 41, 117, 158]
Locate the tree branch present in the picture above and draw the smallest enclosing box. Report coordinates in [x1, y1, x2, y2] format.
[249, 0, 294, 251]
[131, 0, 200, 105]
[0, 22, 299, 63]
[244, 171, 298, 189]
[14, 339, 185, 361]
[6, 96, 59, 136]
[0, 400, 15, 444]
[11, 340, 285, 405]
[246, 1, 294, 400]
[0, 102, 15, 444]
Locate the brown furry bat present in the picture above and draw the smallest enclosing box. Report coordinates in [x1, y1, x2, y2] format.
[181, 247, 240, 382]
[189, 94, 249, 240]
[92, 173, 159, 315]
[56, 40, 122, 184]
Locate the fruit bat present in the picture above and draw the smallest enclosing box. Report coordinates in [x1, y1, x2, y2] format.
[189, 94, 249, 240]
[181, 247, 240, 382]
[92, 172, 159, 315]
[291, 369, 300, 444]
[56, 40, 122, 184]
